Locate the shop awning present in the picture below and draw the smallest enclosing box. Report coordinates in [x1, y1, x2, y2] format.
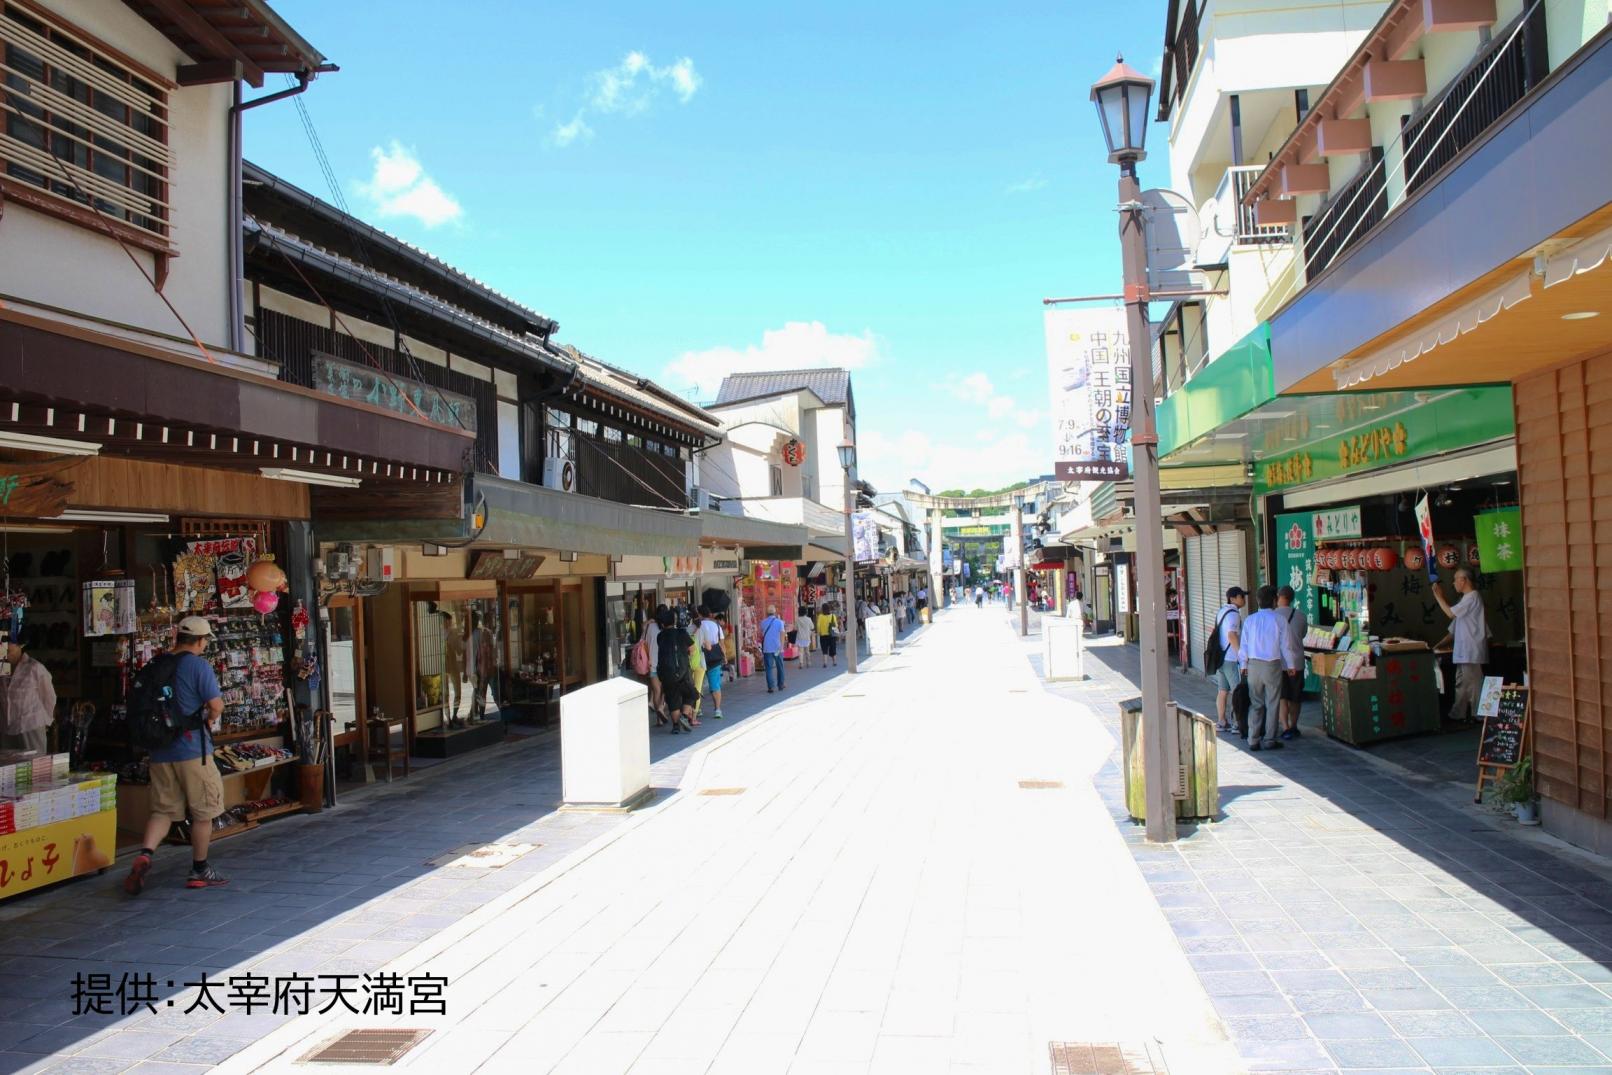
[805, 535, 848, 560]
[474, 474, 701, 556]
[697, 510, 810, 562]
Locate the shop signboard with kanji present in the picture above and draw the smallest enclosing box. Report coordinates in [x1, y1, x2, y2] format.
[1274, 511, 1320, 692]
[1475, 508, 1523, 572]
[1044, 307, 1132, 481]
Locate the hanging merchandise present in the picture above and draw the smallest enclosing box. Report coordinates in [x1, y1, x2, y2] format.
[1403, 546, 1425, 572]
[290, 600, 310, 641]
[173, 549, 216, 612]
[82, 579, 136, 637]
[246, 555, 288, 595]
[197, 537, 258, 609]
[252, 590, 280, 615]
[1436, 544, 1461, 571]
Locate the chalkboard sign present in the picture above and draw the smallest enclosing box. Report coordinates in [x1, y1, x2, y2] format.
[1478, 685, 1528, 767]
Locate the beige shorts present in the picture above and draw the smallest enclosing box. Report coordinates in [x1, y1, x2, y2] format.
[148, 758, 225, 823]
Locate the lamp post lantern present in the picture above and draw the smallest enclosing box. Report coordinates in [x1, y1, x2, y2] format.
[1092, 54, 1176, 843]
[837, 441, 859, 674]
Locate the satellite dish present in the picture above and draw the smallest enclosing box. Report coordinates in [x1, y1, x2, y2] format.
[1137, 188, 1206, 295]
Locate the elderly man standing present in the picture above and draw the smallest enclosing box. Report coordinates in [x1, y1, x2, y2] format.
[2, 631, 56, 755]
[1433, 568, 1489, 724]
[1239, 585, 1302, 752]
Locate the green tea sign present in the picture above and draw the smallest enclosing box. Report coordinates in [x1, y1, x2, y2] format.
[1475, 508, 1523, 572]
[1274, 511, 1320, 691]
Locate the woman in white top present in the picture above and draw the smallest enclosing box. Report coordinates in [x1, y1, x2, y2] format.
[793, 606, 815, 669]
[645, 605, 666, 724]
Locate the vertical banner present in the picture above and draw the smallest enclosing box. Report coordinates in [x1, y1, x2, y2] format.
[852, 512, 880, 563]
[1044, 306, 1133, 481]
[1414, 494, 1439, 582]
[1275, 511, 1320, 691]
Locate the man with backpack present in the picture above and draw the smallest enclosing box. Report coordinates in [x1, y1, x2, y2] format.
[655, 607, 698, 733]
[124, 617, 228, 894]
[1206, 587, 1246, 734]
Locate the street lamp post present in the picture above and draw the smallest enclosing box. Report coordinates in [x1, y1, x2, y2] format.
[1092, 55, 1176, 843]
[838, 441, 859, 674]
[1012, 492, 1028, 638]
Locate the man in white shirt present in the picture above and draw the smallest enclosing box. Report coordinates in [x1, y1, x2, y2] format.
[1239, 585, 1303, 750]
[1433, 568, 1489, 723]
[696, 606, 725, 719]
[1210, 587, 1246, 732]
[1276, 585, 1309, 740]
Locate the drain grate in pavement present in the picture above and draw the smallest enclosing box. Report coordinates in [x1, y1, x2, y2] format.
[1019, 779, 1064, 790]
[1048, 1041, 1166, 1074]
[699, 787, 746, 796]
[301, 1028, 432, 1065]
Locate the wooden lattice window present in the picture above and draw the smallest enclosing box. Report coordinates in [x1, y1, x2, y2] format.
[0, 0, 172, 250]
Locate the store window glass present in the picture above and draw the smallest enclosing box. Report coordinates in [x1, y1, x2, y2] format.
[604, 426, 623, 444]
[414, 597, 500, 725]
[562, 587, 584, 683]
[323, 604, 359, 733]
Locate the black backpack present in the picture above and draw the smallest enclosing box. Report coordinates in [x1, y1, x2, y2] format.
[128, 653, 204, 750]
[660, 630, 692, 685]
[1204, 609, 1234, 675]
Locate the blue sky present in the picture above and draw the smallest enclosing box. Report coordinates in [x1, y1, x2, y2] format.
[245, 1, 1168, 493]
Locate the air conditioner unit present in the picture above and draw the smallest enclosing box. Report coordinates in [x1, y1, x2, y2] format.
[543, 457, 577, 493]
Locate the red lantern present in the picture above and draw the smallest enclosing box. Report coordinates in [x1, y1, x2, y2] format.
[1404, 546, 1425, 571]
[1467, 543, 1482, 566]
[1437, 544, 1460, 569]
[1343, 549, 1360, 571]
[1374, 547, 1399, 572]
[1319, 549, 1334, 570]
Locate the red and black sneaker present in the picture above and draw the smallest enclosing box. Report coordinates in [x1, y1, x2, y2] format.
[122, 852, 152, 896]
[185, 865, 228, 889]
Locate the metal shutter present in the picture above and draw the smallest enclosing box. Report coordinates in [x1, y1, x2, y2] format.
[1217, 530, 1247, 599]
[1185, 534, 1209, 672]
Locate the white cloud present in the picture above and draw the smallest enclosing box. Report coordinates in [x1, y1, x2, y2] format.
[1006, 173, 1049, 194]
[667, 321, 878, 398]
[551, 113, 594, 147]
[550, 51, 701, 146]
[353, 141, 462, 228]
[951, 372, 995, 403]
[946, 370, 1042, 431]
[860, 426, 1046, 493]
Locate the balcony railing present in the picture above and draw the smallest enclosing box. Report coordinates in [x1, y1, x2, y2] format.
[1301, 147, 1388, 280]
[1200, 166, 1290, 266]
[1402, 11, 1543, 197]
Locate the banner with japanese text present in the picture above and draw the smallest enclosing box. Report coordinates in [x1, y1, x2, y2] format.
[1044, 306, 1132, 481]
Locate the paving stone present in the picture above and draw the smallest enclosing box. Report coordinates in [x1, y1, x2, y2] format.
[1303, 1011, 1397, 1040]
[1493, 1034, 1610, 1065]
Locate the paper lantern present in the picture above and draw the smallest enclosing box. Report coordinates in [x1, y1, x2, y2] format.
[1466, 543, 1482, 566]
[1341, 549, 1358, 570]
[252, 590, 280, 615]
[1437, 544, 1461, 569]
[1404, 546, 1425, 571]
[1373, 547, 1399, 572]
[246, 557, 286, 595]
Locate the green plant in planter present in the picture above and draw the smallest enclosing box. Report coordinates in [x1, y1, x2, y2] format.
[1489, 755, 1535, 809]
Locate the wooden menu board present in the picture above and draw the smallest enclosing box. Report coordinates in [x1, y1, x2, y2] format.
[1474, 685, 1528, 802]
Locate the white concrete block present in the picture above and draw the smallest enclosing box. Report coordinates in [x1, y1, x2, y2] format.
[561, 677, 651, 809]
[1043, 618, 1085, 681]
[866, 613, 895, 655]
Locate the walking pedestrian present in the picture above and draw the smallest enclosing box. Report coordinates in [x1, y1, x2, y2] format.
[645, 604, 666, 724]
[1276, 586, 1308, 740]
[655, 607, 698, 733]
[1238, 585, 1301, 751]
[816, 604, 840, 667]
[2, 632, 56, 755]
[468, 611, 497, 722]
[1433, 568, 1489, 724]
[696, 606, 725, 719]
[794, 605, 815, 670]
[123, 616, 229, 894]
[760, 604, 787, 693]
[1209, 587, 1246, 732]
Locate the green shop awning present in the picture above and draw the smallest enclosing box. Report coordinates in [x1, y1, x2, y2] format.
[1158, 322, 1274, 460]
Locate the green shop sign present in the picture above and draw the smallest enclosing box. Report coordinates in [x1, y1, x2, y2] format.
[1272, 510, 1320, 692]
[1252, 386, 1514, 497]
[1475, 508, 1523, 572]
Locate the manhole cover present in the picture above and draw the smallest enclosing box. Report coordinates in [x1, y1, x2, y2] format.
[428, 842, 537, 869]
[1048, 1041, 1166, 1074]
[699, 787, 746, 796]
[1019, 780, 1064, 789]
[301, 1028, 432, 1065]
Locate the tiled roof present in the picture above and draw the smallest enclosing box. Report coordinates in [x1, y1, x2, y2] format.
[556, 345, 724, 436]
[713, 369, 854, 408]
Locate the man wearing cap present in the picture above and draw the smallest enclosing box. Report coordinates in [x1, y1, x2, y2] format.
[2, 631, 56, 755]
[1210, 587, 1246, 733]
[124, 616, 228, 894]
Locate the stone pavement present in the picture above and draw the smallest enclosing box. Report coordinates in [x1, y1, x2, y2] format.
[215, 604, 1237, 1074]
[1033, 621, 1612, 1074]
[0, 633, 876, 1075]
